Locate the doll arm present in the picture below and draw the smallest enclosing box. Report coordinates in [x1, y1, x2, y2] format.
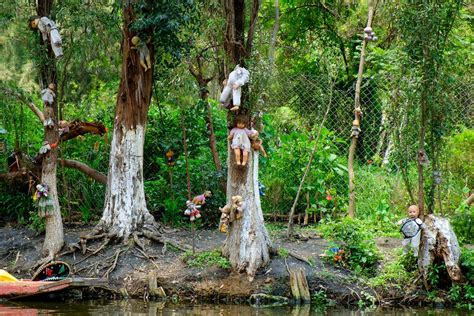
[228, 128, 235, 140]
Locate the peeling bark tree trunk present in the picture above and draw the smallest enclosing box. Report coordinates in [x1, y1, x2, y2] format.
[222, 150, 272, 277]
[348, 0, 374, 217]
[418, 214, 464, 287]
[37, 0, 64, 257]
[222, 0, 272, 279]
[89, 5, 158, 242]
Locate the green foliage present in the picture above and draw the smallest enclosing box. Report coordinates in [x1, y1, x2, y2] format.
[182, 249, 231, 270]
[0, 189, 35, 225]
[368, 253, 416, 289]
[277, 247, 289, 259]
[460, 247, 474, 284]
[319, 218, 380, 274]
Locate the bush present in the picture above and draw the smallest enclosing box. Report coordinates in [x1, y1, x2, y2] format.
[460, 247, 474, 284]
[319, 217, 380, 274]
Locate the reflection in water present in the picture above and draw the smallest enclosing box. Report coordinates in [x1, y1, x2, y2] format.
[0, 300, 471, 315]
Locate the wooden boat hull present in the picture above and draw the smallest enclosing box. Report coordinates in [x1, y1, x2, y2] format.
[0, 278, 107, 299]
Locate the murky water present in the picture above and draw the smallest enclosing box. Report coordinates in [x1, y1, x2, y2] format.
[0, 300, 471, 315]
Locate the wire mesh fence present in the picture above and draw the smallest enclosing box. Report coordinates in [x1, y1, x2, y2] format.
[258, 70, 473, 221]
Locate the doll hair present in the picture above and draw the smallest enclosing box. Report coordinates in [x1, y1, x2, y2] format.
[28, 16, 40, 30]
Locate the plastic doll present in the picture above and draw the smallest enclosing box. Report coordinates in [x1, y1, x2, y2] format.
[131, 36, 152, 71]
[219, 65, 250, 111]
[397, 205, 424, 257]
[184, 201, 201, 221]
[41, 83, 56, 105]
[29, 16, 63, 58]
[228, 118, 257, 166]
[192, 191, 212, 206]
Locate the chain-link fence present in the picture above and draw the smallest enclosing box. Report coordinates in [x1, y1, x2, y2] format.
[257, 71, 473, 222]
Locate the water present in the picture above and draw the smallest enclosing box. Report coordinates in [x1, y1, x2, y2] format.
[0, 300, 471, 315]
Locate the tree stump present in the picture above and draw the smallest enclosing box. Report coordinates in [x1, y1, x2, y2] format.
[289, 268, 311, 304]
[418, 214, 464, 287]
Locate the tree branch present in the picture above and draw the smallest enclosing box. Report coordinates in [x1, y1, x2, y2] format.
[58, 159, 107, 184]
[26, 102, 45, 123]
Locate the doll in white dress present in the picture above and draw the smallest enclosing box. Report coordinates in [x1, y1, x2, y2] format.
[228, 118, 257, 166]
[29, 16, 63, 58]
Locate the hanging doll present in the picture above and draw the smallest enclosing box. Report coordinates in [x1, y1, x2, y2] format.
[184, 201, 201, 221]
[228, 118, 258, 166]
[397, 205, 425, 257]
[41, 83, 56, 105]
[33, 184, 54, 217]
[29, 16, 63, 58]
[131, 36, 152, 71]
[192, 191, 212, 206]
[219, 65, 250, 111]
[165, 149, 176, 167]
[250, 133, 267, 157]
[218, 195, 245, 233]
[39, 141, 58, 155]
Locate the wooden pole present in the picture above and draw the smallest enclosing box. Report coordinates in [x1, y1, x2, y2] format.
[348, 0, 375, 217]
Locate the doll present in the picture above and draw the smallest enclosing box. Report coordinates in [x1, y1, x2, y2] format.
[219, 65, 250, 111]
[41, 83, 56, 105]
[184, 201, 201, 221]
[29, 16, 63, 58]
[131, 36, 152, 71]
[228, 118, 257, 166]
[33, 184, 54, 217]
[192, 191, 212, 206]
[218, 195, 245, 233]
[250, 134, 267, 157]
[397, 205, 425, 257]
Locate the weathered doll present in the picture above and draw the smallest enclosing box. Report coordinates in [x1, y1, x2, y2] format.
[41, 83, 56, 105]
[131, 36, 152, 71]
[192, 191, 212, 206]
[228, 118, 257, 166]
[184, 200, 201, 221]
[397, 205, 424, 257]
[250, 133, 267, 157]
[219, 65, 250, 111]
[29, 16, 63, 58]
[218, 195, 245, 233]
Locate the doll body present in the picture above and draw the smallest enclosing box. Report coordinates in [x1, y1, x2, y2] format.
[192, 191, 212, 206]
[184, 201, 201, 221]
[219, 65, 250, 111]
[41, 84, 56, 105]
[397, 205, 424, 257]
[228, 123, 257, 166]
[131, 36, 152, 71]
[30, 17, 63, 58]
[218, 195, 245, 233]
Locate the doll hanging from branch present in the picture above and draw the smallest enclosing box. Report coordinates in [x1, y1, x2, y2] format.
[219, 65, 250, 111]
[228, 117, 258, 166]
[29, 16, 63, 58]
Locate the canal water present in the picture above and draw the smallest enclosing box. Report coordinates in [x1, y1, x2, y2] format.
[0, 300, 471, 315]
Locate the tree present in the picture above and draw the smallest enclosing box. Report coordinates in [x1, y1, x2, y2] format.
[221, 0, 272, 279]
[83, 0, 195, 244]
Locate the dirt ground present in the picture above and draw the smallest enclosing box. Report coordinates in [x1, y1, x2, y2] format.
[0, 224, 403, 305]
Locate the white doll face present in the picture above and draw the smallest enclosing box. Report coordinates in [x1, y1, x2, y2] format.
[236, 122, 245, 129]
[407, 205, 419, 218]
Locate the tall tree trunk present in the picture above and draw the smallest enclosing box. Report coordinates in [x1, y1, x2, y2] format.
[222, 0, 271, 279]
[37, 0, 64, 257]
[417, 82, 428, 218]
[348, 0, 374, 217]
[89, 5, 158, 242]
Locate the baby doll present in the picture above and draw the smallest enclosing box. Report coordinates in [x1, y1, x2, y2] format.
[228, 118, 257, 166]
[29, 16, 63, 58]
[192, 191, 212, 206]
[250, 134, 267, 157]
[397, 205, 424, 257]
[131, 36, 152, 71]
[219, 65, 250, 111]
[218, 195, 245, 233]
[41, 83, 56, 105]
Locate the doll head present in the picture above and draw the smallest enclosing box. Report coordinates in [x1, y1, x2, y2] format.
[407, 205, 419, 218]
[235, 116, 247, 129]
[28, 16, 40, 30]
[131, 36, 141, 46]
[48, 83, 56, 91]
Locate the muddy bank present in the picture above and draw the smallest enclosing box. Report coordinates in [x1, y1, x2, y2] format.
[0, 225, 413, 306]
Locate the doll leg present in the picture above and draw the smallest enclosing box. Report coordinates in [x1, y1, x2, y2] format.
[139, 58, 148, 71]
[234, 148, 241, 165]
[401, 238, 410, 255]
[220, 85, 232, 106]
[232, 87, 241, 106]
[145, 55, 152, 70]
[242, 150, 249, 166]
[411, 233, 421, 257]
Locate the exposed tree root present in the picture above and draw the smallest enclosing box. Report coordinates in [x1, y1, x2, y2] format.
[75, 238, 110, 264]
[103, 249, 124, 279]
